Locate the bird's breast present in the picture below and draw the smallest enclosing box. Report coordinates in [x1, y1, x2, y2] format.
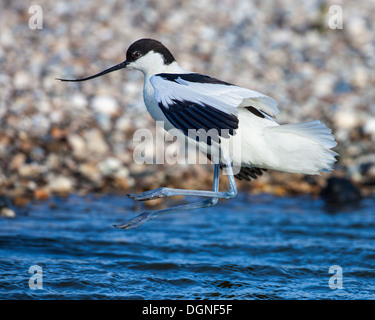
[143, 77, 174, 131]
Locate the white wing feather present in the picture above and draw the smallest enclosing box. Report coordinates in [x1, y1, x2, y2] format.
[150, 74, 279, 117]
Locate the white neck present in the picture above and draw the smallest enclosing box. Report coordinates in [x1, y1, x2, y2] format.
[136, 53, 187, 125]
[145, 61, 188, 82]
[128, 51, 188, 79]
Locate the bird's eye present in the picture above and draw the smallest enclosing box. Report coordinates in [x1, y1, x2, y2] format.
[133, 51, 142, 59]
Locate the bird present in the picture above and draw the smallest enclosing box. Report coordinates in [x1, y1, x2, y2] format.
[57, 38, 338, 230]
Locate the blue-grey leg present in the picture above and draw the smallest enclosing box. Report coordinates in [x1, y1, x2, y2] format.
[128, 159, 237, 201]
[114, 160, 237, 230]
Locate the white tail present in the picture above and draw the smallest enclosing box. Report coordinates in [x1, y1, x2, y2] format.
[263, 120, 338, 174]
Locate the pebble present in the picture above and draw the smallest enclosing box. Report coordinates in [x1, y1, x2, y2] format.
[79, 163, 102, 183]
[92, 96, 119, 116]
[68, 134, 87, 160]
[18, 163, 44, 179]
[34, 188, 50, 200]
[320, 177, 362, 207]
[48, 175, 75, 194]
[98, 157, 123, 176]
[84, 129, 109, 155]
[71, 94, 88, 109]
[364, 118, 375, 138]
[1, 208, 16, 218]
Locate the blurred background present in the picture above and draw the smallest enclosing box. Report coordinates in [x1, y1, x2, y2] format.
[1, 0, 375, 207]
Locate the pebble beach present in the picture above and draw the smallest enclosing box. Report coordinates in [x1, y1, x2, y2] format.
[1, 0, 375, 211]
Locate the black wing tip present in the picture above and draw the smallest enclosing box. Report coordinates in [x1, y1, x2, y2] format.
[234, 167, 266, 181]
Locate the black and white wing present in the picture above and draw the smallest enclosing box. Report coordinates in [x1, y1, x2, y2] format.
[150, 73, 279, 140]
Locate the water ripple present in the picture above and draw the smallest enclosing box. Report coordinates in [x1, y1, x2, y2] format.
[1, 194, 375, 299]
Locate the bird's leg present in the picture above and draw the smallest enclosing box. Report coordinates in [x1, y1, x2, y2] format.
[127, 159, 237, 201]
[114, 160, 237, 230]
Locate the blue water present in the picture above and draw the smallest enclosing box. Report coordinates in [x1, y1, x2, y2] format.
[1, 194, 374, 300]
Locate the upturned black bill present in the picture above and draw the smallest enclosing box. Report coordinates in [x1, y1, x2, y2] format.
[56, 61, 128, 82]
